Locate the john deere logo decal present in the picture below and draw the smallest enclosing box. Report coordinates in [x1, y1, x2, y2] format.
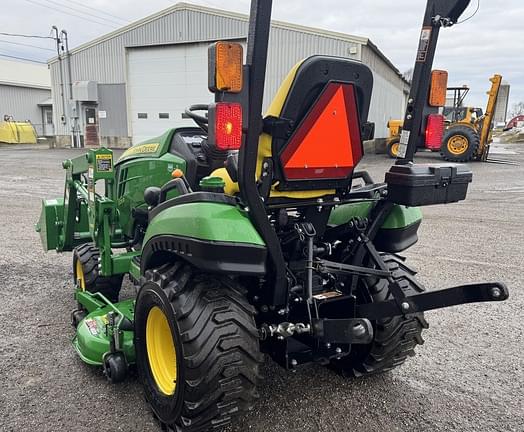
[122, 143, 160, 158]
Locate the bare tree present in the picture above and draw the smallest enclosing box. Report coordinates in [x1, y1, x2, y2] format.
[402, 68, 414, 83]
[509, 101, 524, 118]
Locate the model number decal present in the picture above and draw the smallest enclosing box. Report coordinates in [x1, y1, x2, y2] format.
[122, 143, 160, 158]
[398, 130, 410, 158]
[416, 27, 432, 62]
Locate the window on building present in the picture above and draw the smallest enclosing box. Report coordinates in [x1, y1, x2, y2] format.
[159, 113, 169, 119]
[137, 113, 147, 119]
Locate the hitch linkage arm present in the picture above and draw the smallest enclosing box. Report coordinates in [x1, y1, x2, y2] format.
[357, 282, 509, 320]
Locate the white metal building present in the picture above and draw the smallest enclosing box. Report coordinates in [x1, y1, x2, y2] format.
[0, 59, 53, 136]
[49, 2, 410, 147]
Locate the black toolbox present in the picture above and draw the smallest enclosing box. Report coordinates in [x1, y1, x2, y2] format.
[385, 163, 473, 206]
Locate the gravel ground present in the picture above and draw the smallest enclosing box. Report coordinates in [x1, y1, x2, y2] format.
[0, 143, 522, 432]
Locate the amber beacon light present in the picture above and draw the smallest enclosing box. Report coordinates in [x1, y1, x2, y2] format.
[208, 42, 243, 93]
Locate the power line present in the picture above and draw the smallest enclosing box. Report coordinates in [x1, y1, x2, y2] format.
[457, 0, 480, 24]
[0, 53, 47, 64]
[0, 39, 55, 52]
[35, 0, 128, 27]
[0, 31, 54, 40]
[59, 0, 130, 25]
[23, 0, 118, 28]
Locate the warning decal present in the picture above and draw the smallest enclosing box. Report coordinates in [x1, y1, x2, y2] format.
[416, 27, 432, 62]
[398, 130, 410, 158]
[96, 153, 113, 172]
[280, 82, 362, 180]
[84, 319, 99, 336]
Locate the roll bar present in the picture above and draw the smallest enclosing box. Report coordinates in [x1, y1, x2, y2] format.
[238, 0, 472, 306]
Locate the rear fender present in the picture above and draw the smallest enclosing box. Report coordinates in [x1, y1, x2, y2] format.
[328, 202, 422, 253]
[141, 200, 267, 275]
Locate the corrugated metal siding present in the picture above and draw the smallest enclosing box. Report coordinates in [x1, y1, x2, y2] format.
[50, 8, 403, 138]
[50, 10, 247, 135]
[264, 28, 360, 107]
[361, 45, 409, 136]
[494, 84, 510, 124]
[0, 84, 51, 135]
[98, 84, 128, 137]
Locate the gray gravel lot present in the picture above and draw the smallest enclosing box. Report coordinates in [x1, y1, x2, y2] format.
[0, 143, 523, 432]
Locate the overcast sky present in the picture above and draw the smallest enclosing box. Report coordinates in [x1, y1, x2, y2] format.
[1, 0, 522, 115]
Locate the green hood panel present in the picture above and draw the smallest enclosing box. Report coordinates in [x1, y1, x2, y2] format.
[144, 202, 265, 246]
[117, 129, 174, 164]
[329, 202, 422, 229]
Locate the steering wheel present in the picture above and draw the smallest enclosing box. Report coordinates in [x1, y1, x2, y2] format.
[185, 104, 209, 132]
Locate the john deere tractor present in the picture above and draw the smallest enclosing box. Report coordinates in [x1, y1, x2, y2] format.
[36, 1, 509, 431]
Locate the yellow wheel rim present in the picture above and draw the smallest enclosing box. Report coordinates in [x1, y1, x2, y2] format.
[146, 306, 178, 396]
[390, 142, 400, 157]
[447, 135, 469, 155]
[75, 259, 86, 291]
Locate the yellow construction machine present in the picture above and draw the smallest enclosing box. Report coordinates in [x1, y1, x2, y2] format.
[386, 74, 503, 162]
[440, 74, 502, 161]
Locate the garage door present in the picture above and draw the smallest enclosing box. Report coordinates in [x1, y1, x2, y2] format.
[127, 42, 216, 144]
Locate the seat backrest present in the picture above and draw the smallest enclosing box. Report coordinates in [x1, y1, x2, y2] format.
[256, 55, 373, 200]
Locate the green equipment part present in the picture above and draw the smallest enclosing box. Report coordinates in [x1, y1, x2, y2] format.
[35, 1, 510, 431]
[73, 296, 135, 366]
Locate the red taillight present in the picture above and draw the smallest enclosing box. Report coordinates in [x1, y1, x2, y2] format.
[209, 102, 242, 150]
[425, 114, 445, 150]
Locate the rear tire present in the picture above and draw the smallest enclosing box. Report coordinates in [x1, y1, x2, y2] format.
[331, 254, 428, 377]
[134, 263, 262, 432]
[440, 125, 479, 162]
[73, 243, 123, 303]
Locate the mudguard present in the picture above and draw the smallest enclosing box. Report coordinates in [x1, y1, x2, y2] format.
[329, 202, 422, 253]
[141, 199, 267, 275]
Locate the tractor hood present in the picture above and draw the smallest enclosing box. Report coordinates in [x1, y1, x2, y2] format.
[116, 129, 174, 165]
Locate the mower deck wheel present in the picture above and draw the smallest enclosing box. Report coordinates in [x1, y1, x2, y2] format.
[70, 309, 86, 328]
[103, 352, 128, 384]
[73, 243, 123, 303]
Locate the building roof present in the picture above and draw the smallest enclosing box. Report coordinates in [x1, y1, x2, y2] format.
[0, 58, 51, 89]
[48, 2, 405, 80]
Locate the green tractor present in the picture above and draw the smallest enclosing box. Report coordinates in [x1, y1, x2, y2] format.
[36, 1, 509, 431]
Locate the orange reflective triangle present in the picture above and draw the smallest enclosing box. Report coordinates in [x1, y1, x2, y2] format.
[280, 82, 362, 180]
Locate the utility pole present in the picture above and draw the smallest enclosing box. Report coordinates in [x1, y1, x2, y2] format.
[61, 30, 80, 148]
[52, 26, 67, 145]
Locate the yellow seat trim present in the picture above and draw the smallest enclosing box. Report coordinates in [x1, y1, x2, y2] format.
[212, 59, 335, 199]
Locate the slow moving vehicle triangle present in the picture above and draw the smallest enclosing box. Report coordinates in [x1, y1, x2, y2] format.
[281, 82, 362, 180]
